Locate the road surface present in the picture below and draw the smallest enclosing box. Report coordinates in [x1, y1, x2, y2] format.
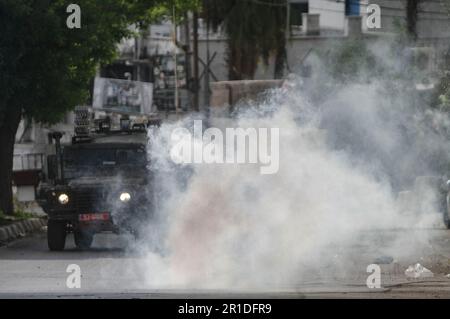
[1, 225, 450, 298]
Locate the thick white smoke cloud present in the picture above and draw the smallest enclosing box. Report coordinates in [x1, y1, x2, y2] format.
[131, 41, 449, 290]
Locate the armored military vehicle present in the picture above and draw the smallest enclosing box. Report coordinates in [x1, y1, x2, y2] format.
[37, 108, 160, 251]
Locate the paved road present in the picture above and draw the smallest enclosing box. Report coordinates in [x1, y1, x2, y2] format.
[1, 225, 450, 298]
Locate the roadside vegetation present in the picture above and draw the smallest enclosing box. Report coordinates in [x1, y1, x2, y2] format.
[0, 210, 36, 227]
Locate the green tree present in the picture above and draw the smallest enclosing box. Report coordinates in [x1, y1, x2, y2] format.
[147, 0, 200, 22]
[0, 0, 162, 215]
[202, 0, 287, 80]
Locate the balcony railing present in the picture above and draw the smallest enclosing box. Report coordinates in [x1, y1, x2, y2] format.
[13, 153, 45, 172]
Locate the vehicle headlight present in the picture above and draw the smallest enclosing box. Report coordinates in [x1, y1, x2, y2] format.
[58, 193, 69, 205]
[120, 192, 131, 203]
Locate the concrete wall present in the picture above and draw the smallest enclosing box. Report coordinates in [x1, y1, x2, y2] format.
[15, 186, 36, 202]
[210, 80, 284, 111]
[196, 35, 346, 109]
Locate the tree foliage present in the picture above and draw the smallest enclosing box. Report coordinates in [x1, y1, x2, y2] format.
[147, 0, 200, 23]
[202, 0, 287, 80]
[0, 0, 164, 126]
[0, 0, 163, 214]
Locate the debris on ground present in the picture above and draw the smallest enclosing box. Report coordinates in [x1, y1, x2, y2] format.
[405, 263, 434, 279]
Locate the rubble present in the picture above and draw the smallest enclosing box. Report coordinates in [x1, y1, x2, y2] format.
[405, 263, 434, 279]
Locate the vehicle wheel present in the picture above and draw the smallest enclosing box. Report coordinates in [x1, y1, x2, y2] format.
[74, 230, 94, 250]
[444, 210, 450, 229]
[444, 196, 450, 229]
[47, 220, 67, 251]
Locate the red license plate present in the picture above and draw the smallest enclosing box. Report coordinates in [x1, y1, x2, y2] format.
[79, 213, 110, 222]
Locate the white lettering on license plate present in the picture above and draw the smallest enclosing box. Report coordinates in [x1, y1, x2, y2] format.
[79, 213, 110, 222]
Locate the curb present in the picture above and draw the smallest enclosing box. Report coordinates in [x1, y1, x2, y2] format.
[0, 218, 47, 244]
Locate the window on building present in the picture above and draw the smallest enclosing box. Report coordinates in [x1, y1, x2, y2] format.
[345, 0, 360, 16]
[100, 63, 135, 81]
[290, 1, 309, 26]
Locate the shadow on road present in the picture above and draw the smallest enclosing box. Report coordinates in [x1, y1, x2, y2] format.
[0, 231, 142, 260]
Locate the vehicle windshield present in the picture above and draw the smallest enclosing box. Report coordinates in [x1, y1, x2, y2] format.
[63, 146, 147, 178]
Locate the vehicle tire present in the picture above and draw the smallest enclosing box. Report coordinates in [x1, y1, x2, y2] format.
[47, 220, 67, 251]
[74, 230, 94, 250]
[444, 195, 450, 229]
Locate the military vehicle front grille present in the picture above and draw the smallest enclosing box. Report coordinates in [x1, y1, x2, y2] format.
[74, 190, 103, 212]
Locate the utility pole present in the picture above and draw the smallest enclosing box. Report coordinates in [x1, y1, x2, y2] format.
[184, 12, 192, 111]
[204, 22, 211, 111]
[172, 6, 179, 116]
[192, 11, 200, 112]
[285, 0, 290, 39]
[279, 0, 291, 79]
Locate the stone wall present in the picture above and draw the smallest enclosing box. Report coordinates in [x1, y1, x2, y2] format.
[210, 80, 284, 110]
